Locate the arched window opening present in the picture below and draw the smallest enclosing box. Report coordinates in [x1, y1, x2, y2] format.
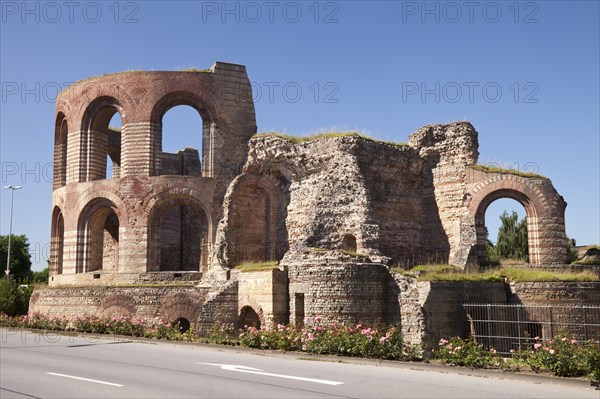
[106, 113, 122, 179]
[480, 197, 529, 267]
[51, 208, 64, 275]
[82, 207, 119, 273]
[83, 98, 122, 181]
[161, 105, 202, 176]
[238, 306, 261, 329]
[341, 234, 357, 253]
[54, 114, 68, 188]
[149, 199, 209, 272]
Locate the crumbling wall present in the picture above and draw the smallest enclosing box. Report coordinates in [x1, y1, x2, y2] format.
[241, 136, 373, 257]
[232, 135, 429, 266]
[408, 122, 479, 266]
[354, 140, 426, 266]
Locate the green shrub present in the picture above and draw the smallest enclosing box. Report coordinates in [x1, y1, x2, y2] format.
[433, 337, 497, 368]
[516, 336, 599, 378]
[234, 261, 279, 272]
[0, 278, 32, 316]
[435, 335, 600, 380]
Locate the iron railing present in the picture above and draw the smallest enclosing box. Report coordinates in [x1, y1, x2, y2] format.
[463, 303, 600, 355]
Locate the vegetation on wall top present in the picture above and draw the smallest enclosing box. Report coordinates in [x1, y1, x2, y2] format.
[471, 164, 549, 180]
[253, 131, 408, 147]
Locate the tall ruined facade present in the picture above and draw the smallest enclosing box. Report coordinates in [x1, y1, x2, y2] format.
[33, 62, 570, 334]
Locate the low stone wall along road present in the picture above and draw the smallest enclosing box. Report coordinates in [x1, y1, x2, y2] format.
[0, 328, 596, 399]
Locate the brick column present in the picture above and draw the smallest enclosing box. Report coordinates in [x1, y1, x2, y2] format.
[121, 122, 161, 177]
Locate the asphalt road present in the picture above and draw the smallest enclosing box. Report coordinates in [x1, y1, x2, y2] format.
[1, 328, 597, 399]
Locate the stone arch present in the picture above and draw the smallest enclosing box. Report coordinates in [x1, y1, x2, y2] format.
[76, 197, 124, 273]
[466, 176, 567, 265]
[80, 96, 124, 181]
[54, 113, 68, 188]
[238, 305, 263, 329]
[147, 193, 211, 272]
[98, 295, 135, 319]
[224, 174, 289, 267]
[150, 91, 221, 178]
[159, 293, 203, 326]
[50, 206, 65, 275]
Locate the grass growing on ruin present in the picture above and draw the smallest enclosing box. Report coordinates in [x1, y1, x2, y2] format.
[499, 268, 598, 282]
[75, 70, 143, 83]
[575, 258, 600, 266]
[253, 131, 408, 147]
[181, 68, 212, 72]
[392, 265, 598, 282]
[423, 270, 503, 282]
[471, 164, 549, 180]
[234, 261, 279, 272]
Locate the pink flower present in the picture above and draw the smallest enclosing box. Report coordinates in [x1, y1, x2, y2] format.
[561, 337, 568, 342]
[490, 348, 497, 354]
[534, 336, 540, 340]
[571, 339, 577, 344]
[510, 349, 515, 353]
[549, 348, 555, 354]
[439, 338, 449, 346]
[534, 343, 542, 350]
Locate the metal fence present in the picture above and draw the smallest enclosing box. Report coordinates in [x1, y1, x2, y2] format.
[463, 303, 600, 355]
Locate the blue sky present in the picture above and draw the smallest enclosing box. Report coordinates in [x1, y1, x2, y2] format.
[1, 0, 599, 270]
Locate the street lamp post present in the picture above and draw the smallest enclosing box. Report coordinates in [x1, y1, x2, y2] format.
[4, 185, 22, 277]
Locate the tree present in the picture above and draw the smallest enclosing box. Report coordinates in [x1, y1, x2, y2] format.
[0, 277, 31, 316]
[494, 211, 529, 261]
[0, 235, 32, 282]
[31, 267, 49, 284]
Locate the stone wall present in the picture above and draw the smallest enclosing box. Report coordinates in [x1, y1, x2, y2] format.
[236, 269, 288, 327]
[30, 286, 209, 323]
[508, 282, 600, 341]
[286, 254, 391, 325]
[391, 273, 508, 349]
[49, 271, 203, 287]
[510, 282, 600, 305]
[197, 280, 239, 332]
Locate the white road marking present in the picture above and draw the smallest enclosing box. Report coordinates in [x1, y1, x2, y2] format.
[197, 363, 344, 386]
[46, 372, 123, 387]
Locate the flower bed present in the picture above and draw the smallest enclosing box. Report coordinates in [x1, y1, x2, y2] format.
[433, 336, 600, 381]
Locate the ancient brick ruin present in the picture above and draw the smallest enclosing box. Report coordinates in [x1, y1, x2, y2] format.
[32, 62, 580, 343]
